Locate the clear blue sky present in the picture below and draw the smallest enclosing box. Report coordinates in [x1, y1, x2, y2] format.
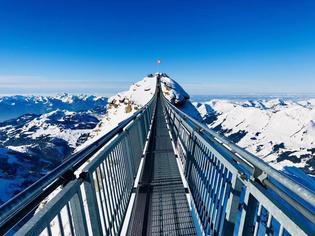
[0, 0, 314, 96]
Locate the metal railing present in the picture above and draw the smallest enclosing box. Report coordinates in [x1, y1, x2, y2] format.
[1, 77, 314, 236]
[0, 85, 157, 235]
[162, 95, 315, 236]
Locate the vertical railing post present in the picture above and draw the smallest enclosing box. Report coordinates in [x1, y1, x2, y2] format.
[185, 132, 196, 179]
[82, 172, 104, 236]
[69, 190, 89, 236]
[137, 118, 145, 151]
[237, 187, 259, 236]
[124, 132, 136, 179]
[222, 174, 243, 235]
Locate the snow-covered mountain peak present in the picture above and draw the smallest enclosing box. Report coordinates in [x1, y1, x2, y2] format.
[81, 74, 157, 145]
[159, 73, 190, 105]
[158, 73, 202, 122]
[0, 74, 159, 203]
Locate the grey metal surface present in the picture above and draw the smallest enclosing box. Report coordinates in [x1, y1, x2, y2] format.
[2, 78, 315, 236]
[0, 90, 157, 235]
[166, 98, 315, 208]
[163, 94, 315, 236]
[127, 95, 196, 236]
[8, 86, 157, 236]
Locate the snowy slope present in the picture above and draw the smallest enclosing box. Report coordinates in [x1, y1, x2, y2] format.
[160, 73, 189, 105]
[95, 74, 156, 134]
[160, 73, 202, 121]
[194, 99, 315, 175]
[78, 74, 157, 149]
[158, 74, 314, 175]
[0, 75, 157, 204]
[0, 110, 103, 203]
[23, 75, 157, 236]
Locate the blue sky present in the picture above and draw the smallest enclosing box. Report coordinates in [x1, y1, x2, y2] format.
[0, 0, 314, 96]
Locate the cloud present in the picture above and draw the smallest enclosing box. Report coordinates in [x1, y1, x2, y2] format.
[0, 75, 131, 96]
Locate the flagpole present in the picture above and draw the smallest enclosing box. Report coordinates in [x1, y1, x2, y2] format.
[156, 59, 161, 73]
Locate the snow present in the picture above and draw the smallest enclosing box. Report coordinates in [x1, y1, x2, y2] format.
[194, 99, 315, 173]
[5, 72, 314, 234]
[76, 74, 157, 151]
[7, 145, 31, 153]
[8, 110, 97, 148]
[160, 73, 189, 105]
[159, 73, 202, 121]
[31, 125, 90, 148]
[28, 75, 157, 236]
[0, 93, 108, 122]
[58, 93, 74, 104]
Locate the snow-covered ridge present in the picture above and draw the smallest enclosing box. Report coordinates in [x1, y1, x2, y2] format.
[78, 74, 157, 148]
[0, 75, 157, 204]
[159, 73, 202, 121]
[194, 99, 315, 174]
[160, 73, 189, 105]
[29, 75, 157, 235]
[157, 74, 314, 175]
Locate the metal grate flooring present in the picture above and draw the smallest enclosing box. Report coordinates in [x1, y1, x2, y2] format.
[127, 95, 196, 236]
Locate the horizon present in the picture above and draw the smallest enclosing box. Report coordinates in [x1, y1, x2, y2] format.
[0, 1, 314, 231]
[1, 89, 315, 100]
[0, 1, 315, 95]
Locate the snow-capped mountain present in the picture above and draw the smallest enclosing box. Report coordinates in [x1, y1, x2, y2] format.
[0, 94, 108, 122]
[1, 73, 314, 206]
[160, 73, 202, 121]
[79, 74, 157, 147]
[0, 97, 107, 204]
[159, 73, 314, 176]
[194, 99, 315, 175]
[0, 75, 157, 204]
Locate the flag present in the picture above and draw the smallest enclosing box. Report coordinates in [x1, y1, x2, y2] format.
[157, 59, 161, 64]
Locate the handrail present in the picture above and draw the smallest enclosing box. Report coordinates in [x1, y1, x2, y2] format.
[0, 83, 158, 234]
[161, 91, 315, 235]
[163, 96, 315, 206]
[1, 76, 314, 235]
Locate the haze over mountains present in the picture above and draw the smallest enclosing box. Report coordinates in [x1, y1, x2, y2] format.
[0, 94, 108, 122]
[0, 73, 314, 205]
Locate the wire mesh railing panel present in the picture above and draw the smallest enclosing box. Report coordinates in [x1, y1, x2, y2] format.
[3, 92, 157, 236]
[78, 103, 155, 235]
[15, 180, 88, 236]
[162, 96, 315, 236]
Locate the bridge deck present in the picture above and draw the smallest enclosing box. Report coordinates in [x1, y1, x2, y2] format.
[127, 96, 196, 236]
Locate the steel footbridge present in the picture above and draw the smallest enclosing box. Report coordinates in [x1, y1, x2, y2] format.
[0, 79, 314, 235]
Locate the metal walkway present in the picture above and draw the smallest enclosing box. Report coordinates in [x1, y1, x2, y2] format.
[127, 94, 196, 235]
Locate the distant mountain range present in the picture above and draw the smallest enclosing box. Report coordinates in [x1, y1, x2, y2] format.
[0, 94, 108, 122]
[0, 76, 314, 206]
[0, 76, 157, 204]
[0, 94, 108, 204]
[194, 98, 315, 175]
